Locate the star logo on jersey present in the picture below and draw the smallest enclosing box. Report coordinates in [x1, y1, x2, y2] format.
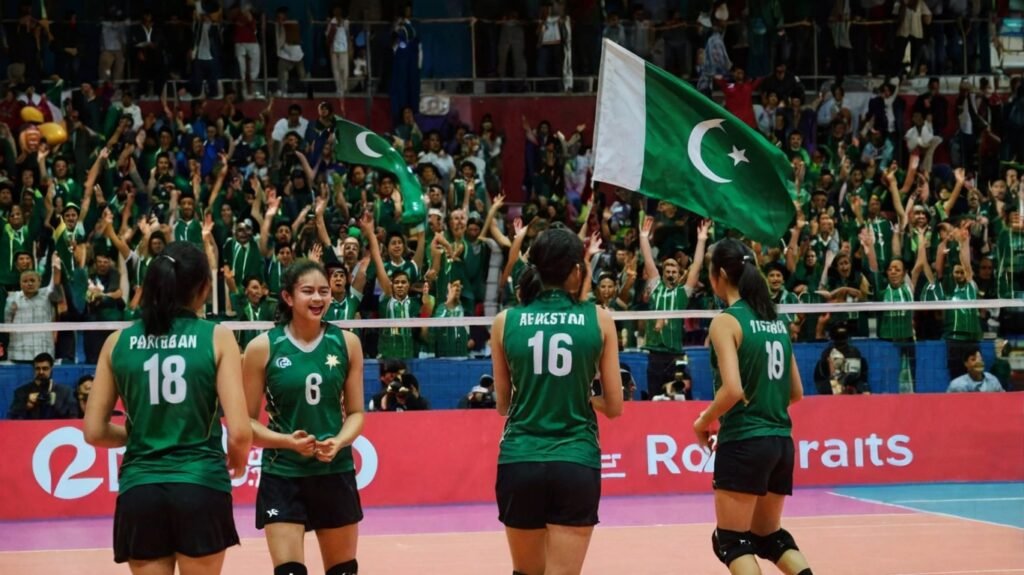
[325, 354, 340, 370]
[266, 508, 279, 517]
[276, 357, 292, 369]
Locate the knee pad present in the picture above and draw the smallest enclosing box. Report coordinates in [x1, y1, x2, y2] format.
[275, 563, 307, 575]
[752, 528, 800, 563]
[326, 559, 358, 575]
[711, 528, 756, 566]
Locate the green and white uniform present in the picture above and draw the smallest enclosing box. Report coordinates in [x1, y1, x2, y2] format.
[112, 315, 229, 493]
[262, 323, 354, 476]
[499, 290, 603, 468]
[643, 280, 690, 352]
[710, 300, 793, 446]
[944, 280, 982, 341]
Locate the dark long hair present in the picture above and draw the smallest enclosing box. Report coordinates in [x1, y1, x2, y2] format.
[141, 241, 211, 336]
[710, 238, 777, 321]
[517, 228, 584, 305]
[276, 259, 328, 324]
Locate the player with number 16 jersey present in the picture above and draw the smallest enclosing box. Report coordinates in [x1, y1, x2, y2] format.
[491, 228, 623, 575]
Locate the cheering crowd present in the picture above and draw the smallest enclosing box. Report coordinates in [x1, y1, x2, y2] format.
[1, 3, 1022, 416]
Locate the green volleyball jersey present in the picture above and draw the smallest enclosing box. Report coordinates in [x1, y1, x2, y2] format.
[266, 258, 285, 296]
[499, 290, 603, 468]
[366, 258, 420, 296]
[710, 300, 793, 446]
[944, 280, 982, 341]
[326, 294, 361, 322]
[377, 295, 421, 359]
[771, 288, 800, 328]
[643, 280, 689, 352]
[263, 323, 354, 477]
[231, 295, 277, 351]
[172, 217, 203, 246]
[873, 273, 914, 340]
[431, 302, 469, 357]
[112, 315, 230, 493]
[996, 228, 1024, 298]
[224, 239, 264, 291]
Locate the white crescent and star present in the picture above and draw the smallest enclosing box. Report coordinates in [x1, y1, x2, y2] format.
[686, 119, 749, 184]
[355, 131, 382, 158]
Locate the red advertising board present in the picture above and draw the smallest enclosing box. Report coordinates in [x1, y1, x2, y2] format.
[2, 394, 1021, 520]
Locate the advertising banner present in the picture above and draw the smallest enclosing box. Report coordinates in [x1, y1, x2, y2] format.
[3, 394, 1020, 520]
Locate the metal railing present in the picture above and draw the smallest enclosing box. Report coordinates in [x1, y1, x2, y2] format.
[1, 13, 1012, 100]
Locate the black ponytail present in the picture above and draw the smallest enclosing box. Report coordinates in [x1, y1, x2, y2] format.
[710, 238, 777, 321]
[276, 258, 328, 324]
[516, 228, 584, 305]
[141, 241, 211, 336]
[517, 264, 542, 305]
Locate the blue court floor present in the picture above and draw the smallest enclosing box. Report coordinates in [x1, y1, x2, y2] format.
[831, 482, 1024, 529]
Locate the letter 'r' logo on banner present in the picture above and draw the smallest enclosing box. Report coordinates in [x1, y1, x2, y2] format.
[32, 427, 103, 499]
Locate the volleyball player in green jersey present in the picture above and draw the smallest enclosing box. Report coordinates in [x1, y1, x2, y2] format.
[693, 239, 814, 575]
[242, 259, 365, 575]
[83, 241, 252, 575]
[490, 228, 623, 575]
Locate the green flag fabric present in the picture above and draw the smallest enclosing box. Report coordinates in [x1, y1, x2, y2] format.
[333, 118, 426, 225]
[592, 40, 795, 244]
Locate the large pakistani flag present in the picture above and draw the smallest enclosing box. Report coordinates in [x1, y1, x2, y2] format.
[592, 40, 795, 244]
[334, 118, 426, 225]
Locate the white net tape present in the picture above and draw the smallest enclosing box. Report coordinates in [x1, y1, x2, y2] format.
[0, 299, 1020, 332]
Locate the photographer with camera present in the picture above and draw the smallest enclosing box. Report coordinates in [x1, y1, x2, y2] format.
[7, 352, 78, 419]
[653, 358, 693, 401]
[459, 374, 497, 409]
[813, 320, 870, 395]
[379, 372, 429, 412]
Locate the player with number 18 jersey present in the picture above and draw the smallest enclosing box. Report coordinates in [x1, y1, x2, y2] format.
[710, 299, 793, 446]
[112, 314, 229, 493]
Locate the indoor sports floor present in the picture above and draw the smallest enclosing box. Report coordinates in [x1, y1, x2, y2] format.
[2, 482, 1022, 574]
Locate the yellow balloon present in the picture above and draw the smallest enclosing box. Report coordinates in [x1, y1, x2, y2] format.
[39, 122, 67, 145]
[19, 107, 43, 124]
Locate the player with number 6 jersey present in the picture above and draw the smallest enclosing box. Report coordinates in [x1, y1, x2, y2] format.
[242, 259, 365, 575]
[693, 239, 814, 575]
[83, 241, 252, 575]
[491, 228, 623, 575]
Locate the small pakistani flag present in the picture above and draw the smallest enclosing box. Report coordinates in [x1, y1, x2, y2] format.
[334, 118, 426, 225]
[592, 40, 795, 244]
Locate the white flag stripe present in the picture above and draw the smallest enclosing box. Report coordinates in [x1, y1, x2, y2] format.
[592, 39, 646, 191]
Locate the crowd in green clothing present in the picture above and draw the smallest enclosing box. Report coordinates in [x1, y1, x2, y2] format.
[0, 83, 1021, 392]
